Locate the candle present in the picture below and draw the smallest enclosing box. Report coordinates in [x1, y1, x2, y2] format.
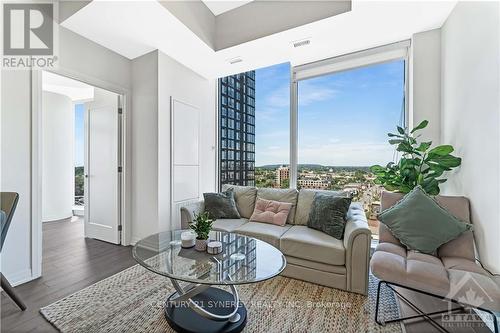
[207, 241, 223, 254]
[181, 231, 196, 248]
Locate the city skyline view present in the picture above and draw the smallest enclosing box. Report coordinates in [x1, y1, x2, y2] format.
[255, 60, 405, 167]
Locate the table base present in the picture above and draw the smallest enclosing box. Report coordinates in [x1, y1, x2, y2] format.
[164, 287, 247, 333]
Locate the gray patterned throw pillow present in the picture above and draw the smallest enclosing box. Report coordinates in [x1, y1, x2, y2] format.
[203, 189, 241, 219]
[307, 193, 352, 240]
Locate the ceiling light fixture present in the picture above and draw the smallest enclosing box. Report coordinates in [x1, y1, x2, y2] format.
[228, 57, 243, 64]
[292, 38, 311, 48]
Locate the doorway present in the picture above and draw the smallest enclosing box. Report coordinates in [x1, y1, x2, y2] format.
[40, 71, 124, 248]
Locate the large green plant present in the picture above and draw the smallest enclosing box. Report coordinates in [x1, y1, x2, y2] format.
[370, 120, 461, 195]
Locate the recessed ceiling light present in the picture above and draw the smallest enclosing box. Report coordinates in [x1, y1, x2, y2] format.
[292, 38, 311, 48]
[228, 57, 243, 64]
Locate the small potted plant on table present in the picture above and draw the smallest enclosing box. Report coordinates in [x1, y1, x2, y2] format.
[190, 212, 213, 252]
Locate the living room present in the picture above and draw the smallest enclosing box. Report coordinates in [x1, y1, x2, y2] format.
[1, 1, 499, 332]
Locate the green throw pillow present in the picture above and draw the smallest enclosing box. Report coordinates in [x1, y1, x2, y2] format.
[204, 189, 241, 219]
[308, 193, 352, 240]
[378, 186, 472, 254]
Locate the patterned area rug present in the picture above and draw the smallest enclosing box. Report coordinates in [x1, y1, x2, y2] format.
[40, 264, 403, 332]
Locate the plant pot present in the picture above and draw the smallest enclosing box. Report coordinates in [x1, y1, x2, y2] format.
[195, 239, 208, 252]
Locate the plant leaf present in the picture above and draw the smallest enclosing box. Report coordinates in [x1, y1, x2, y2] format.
[427, 154, 462, 168]
[428, 145, 454, 156]
[389, 139, 404, 145]
[411, 120, 429, 133]
[397, 126, 405, 134]
[416, 141, 432, 152]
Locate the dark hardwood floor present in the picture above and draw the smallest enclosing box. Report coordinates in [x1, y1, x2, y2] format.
[1, 217, 136, 332]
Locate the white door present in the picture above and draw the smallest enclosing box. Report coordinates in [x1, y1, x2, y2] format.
[84, 88, 121, 244]
[171, 98, 200, 227]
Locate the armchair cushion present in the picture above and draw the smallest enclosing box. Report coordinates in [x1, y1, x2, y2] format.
[378, 186, 472, 254]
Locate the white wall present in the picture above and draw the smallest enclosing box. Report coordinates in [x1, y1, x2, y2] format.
[131, 51, 159, 242]
[410, 28, 442, 144]
[42, 91, 75, 222]
[440, 1, 500, 273]
[0, 71, 33, 284]
[157, 50, 216, 232]
[129, 50, 216, 241]
[0, 26, 132, 285]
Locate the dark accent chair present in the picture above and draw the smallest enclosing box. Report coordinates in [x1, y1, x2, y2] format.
[1, 192, 27, 311]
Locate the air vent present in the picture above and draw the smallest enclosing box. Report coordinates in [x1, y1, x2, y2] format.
[228, 57, 243, 64]
[292, 38, 311, 48]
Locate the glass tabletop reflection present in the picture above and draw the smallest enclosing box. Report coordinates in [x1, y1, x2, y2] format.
[132, 230, 286, 285]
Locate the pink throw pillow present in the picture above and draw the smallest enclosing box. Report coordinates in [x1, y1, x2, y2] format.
[249, 198, 292, 226]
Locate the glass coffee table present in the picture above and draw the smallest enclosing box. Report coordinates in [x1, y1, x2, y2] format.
[133, 230, 286, 333]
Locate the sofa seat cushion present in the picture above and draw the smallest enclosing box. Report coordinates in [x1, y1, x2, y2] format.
[234, 221, 291, 248]
[280, 226, 345, 266]
[286, 256, 346, 274]
[212, 218, 248, 233]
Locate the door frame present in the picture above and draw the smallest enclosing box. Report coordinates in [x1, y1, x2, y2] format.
[31, 68, 131, 280]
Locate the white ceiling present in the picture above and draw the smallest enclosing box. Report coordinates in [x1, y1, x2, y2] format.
[202, 0, 254, 16]
[61, 1, 457, 79]
[42, 71, 94, 102]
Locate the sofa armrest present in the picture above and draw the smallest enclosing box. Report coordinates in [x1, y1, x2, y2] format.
[344, 202, 371, 295]
[180, 200, 204, 230]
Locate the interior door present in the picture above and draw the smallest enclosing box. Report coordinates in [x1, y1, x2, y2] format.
[84, 88, 121, 244]
[171, 98, 200, 228]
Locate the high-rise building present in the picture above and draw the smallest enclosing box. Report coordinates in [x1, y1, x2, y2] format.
[219, 71, 256, 188]
[275, 166, 289, 187]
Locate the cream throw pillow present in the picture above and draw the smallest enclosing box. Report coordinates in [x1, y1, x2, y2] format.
[249, 198, 292, 226]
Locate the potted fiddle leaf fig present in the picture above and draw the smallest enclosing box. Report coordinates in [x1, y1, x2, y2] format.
[190, 211, 213, 251]
[370, 120, 461, 195]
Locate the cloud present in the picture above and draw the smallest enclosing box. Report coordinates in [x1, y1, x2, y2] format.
[265, 85, 289, 108]
[297, 142, 396, 166]
[256, 142, 397, 167]
[298, 81, 338, 106]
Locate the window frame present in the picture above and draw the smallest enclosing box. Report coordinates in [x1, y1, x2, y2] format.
[289, 40, 410, 189]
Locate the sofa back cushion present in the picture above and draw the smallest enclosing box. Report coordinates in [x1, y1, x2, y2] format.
[256, 188, 298, 224]
[249, 198, 292, 226]
[380, 191, 474, 260]
[221, 184, 257, 219]
[295, 189, 345, 225]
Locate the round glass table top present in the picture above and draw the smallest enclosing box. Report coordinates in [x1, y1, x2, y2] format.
[132, 230, 286, 285]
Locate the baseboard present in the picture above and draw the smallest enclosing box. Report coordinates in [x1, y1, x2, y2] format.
[4, 269, 33, 287]
[130, 236, 142, 246]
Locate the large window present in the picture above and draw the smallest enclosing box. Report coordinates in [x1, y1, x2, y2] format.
[219, 63, 291, 189]
[296, 59, 406, 235]
[218, 42, 408, 236]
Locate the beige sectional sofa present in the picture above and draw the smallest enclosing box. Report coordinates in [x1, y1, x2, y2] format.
[180, 185, 372, 295]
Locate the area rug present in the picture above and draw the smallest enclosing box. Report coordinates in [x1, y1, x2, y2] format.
[40, 264, 403, 332]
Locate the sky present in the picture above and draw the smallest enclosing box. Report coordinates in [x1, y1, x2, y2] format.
[254, 60, 405, 167]
[75, 104, 84, 166]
